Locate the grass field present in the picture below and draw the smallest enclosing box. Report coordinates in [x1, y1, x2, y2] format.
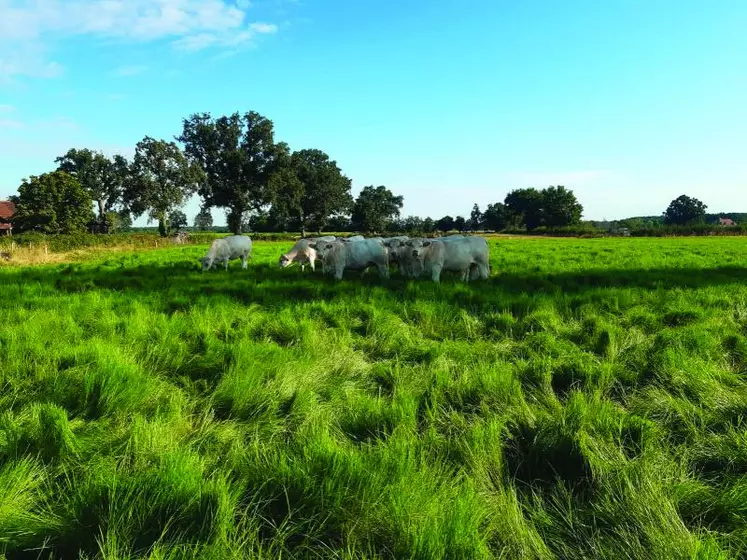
[3, 237, 747, 559]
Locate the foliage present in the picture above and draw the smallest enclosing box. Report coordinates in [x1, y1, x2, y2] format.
[541, 185, 584, 227]
[3, 238, 747, 558]
[282, 148, 354, 233]
[454, 216, 467, 231]
[178, 111, 285, 234]
[10, 171, 95, 234]
[193, 207, 213, 231]
[483, 202, 509, 231]
[469, 204, 483, 230]
[505, 188, 544, 229]
[350, 185, 404, 233]
[504, 186, 583, 230]
[127, 136, 204, 237]
[436, 215, 455, 232]
[663, 195, 708, 226]
[169, 210, 188, 232]
[55, 148, 130, 233]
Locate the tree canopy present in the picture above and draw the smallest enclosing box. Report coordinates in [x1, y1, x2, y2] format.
[178, 111, 285, 234]
[11, 171, 95, 234]
[193, 207, 213, 230]
[663, 195, 707, 225]
[127, 137, 203, 236]
[55, 148, 130, 232]
[350, 185, 404, 233]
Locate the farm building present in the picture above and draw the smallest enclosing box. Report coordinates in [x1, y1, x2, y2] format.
[718, 217, 737, 226]
[0, 200, 15, 235]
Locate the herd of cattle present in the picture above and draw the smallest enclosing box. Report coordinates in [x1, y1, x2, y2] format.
[199, 234, 491, 283]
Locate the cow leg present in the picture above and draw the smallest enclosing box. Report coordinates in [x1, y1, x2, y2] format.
[241, 255, 248, 269]
[301, 263, 306, 272]
[335, 263, 345, 280]
[377, 262, 390, 279]
[430, 264, 442, 283]
[224, 259, 229, 271]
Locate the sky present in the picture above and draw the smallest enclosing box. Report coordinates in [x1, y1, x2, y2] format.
[1, 0, 746, 226]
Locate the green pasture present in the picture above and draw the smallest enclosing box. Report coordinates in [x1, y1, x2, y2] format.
[2, 237, 747, 559]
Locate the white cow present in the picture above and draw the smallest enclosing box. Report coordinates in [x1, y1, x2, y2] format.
[341, 235, 365, 243]
[200, 235, 252, 271]
[411, 236, 490, 283]
[319, 238, 389, 280]
[278, 236, 336, 272]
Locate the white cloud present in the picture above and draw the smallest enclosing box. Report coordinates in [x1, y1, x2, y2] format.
[111, 64, 147, 77]
[0, 0, 280, 80]
[0, 104, 15, 112]
[249, 22, 278, 34]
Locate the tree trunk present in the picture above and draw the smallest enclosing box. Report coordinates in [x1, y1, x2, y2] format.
[227, 208, 243, 235]
[158, 211, 168, 237]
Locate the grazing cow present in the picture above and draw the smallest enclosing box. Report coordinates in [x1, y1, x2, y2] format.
[200, 235, 252, 271]
[319, 238, 389, 280]
[278, 236, 336, 272]
[411, 236, 490, 283]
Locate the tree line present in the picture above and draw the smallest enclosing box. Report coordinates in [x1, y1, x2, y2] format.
[6, 109, 590, 237]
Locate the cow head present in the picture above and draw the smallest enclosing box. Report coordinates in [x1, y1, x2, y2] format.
[278, 254, 292, 268]
[199, 256, 212, 271]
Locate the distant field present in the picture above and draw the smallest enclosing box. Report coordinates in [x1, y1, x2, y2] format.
[3, 238, 747, 558]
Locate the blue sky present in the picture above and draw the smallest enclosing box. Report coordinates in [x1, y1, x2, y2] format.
[1, 0, 746, 225]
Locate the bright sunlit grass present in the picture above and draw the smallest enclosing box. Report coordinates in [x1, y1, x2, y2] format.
[2, 237, 747, 558]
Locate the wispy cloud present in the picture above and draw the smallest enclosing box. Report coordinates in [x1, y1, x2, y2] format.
[0, 118, 24, 129]
[0, 104, 15, 113]
[111, 64, 147, 77]
[0, 0, 281, 80]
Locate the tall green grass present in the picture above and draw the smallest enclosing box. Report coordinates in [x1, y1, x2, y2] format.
[2, 237, 747, 558]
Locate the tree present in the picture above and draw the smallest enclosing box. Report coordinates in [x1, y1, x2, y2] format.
[108, 209, 132, 233]
[178, 111, 286, 234]
[469, 204, 483, 231]
[194, 207, 213, 230]
[10, 170, 95, 234]
[127, 136, 203, 237]
[55, 148, 129, 232]
[267, 164, 304, 231]
[504, 188, 543, 230]
[454, 216, 467, 231]
[663, 195, 707, 225]
[286, 149, 353, 234]
[436, 215, 455, 232]
[402, 215, 424, 233]
[422, 217, 436, 233]
[483, 202, 508, 231]
[350, 185, 404, 233]
[169, 210, 188, 232]
[541, 185, 583, 228]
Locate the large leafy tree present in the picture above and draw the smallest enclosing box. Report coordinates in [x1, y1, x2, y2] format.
[350, 185, 404, 233]
[193, 207, 213, 230]
[178, 111, 285, 234]
[504, 188, 544, 230]
[55, 148, 129, 232]
[436, 215, 455, 232]
[483, 202, 508, 231]
[663, 195, 707, 225]
[127, 137, 203, 236]
[541, 185, 583, 227]
[11, 170, 94, 234]
[454, 216, 467, 231]
[469, 204, 483, 231]
[290, 149, 353, 234]
[169, 210, 188, 232]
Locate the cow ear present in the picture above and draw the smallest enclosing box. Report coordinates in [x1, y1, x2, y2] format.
[326, 243, 333, 249]
[308, 242, 317, 248]
[423, 241, 431, 246]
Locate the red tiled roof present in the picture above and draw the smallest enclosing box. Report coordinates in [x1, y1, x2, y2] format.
[0, 201, 15, 220]
[0, 201, 15, 230]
